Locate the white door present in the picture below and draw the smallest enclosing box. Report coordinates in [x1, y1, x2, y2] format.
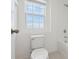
[11, 0, 18, 59]
[11, 0, 31, 59]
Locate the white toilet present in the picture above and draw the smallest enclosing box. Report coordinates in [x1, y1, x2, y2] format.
[31, 35, 49, 59]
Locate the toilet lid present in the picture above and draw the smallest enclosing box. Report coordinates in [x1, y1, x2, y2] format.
[31, 48, 48, 59]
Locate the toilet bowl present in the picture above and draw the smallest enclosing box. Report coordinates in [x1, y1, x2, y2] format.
[31, 48, 49, 59]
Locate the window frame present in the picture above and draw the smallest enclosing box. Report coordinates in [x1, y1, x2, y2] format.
[24, 0, 47, 31]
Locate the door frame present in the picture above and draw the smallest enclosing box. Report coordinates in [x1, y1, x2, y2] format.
[11, 0, 18, 59]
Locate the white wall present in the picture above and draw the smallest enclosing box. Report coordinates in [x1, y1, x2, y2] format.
[44, 0, 58, 53]
[45, 0, 68, 53]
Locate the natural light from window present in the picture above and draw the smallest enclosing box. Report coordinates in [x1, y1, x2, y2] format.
[25, 0, 46, 29]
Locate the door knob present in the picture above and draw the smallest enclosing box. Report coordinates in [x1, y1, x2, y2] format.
[11, 29, 19, 34]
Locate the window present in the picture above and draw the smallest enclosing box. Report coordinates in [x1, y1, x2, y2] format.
[25, 1, 46, 29]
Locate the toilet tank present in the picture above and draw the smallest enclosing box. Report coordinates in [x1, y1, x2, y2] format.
[31, 35, 45, 50]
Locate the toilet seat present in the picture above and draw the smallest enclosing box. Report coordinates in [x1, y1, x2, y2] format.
[31, 48, 48, 59]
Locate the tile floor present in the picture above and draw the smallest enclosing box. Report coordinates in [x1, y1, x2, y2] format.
[49, 51, 65, 59]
